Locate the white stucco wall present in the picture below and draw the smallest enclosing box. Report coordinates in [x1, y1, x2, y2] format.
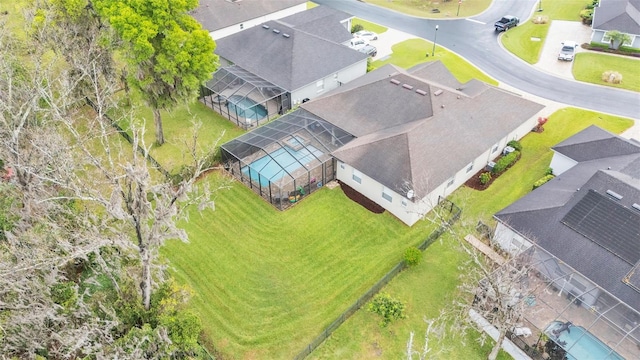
[549, 150, 578, 175]
[493, 222, 534, 256]
[209, 3, 307, 40]
[291, 60, 368, 105]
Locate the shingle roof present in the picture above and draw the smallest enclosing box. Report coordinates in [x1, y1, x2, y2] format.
[191, 0, 306, 32]
[495, 126, 640, 312]
[592, 0, 640, 35]
[306, 64, 544, 197]
[215, 20, 366, 91]
[277, 6, 353, 43]
[552, 125, 640, 162]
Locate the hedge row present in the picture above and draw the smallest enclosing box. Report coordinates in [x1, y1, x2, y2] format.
[533, 174, 555, 190]
[492, 150, 520, 175]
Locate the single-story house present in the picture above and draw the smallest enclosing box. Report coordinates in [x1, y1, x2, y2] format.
[190, 0, 306, 40]
[493, 126, 640, 357]
[221, 61, 546, 223]
[591, 0, 640, 48]
[200, 7, 367, 129]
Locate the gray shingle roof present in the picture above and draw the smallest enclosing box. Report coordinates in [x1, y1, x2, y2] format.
[305, 64, 544, 197]
[215, 20, 366, 91]
[553, 125, 640, 162]
[277, 6, 353, 43]
[592, 0, 640, 35]
[191, 0, 306, 32]
[495, 126, 640, 312]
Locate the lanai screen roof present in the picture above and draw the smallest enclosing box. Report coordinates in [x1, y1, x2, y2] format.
[204, 65, 287, 102]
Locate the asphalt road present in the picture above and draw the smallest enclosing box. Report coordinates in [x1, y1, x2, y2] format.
[314, 0, 640, 120]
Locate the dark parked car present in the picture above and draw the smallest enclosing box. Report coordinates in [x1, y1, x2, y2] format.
[358, 44, 377, 58]
[495, 15, 519, 32]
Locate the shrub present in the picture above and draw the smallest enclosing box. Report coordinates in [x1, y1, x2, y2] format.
[602, 70, 623, 84]
[580, 9, 593, 25]
[545, 167, 553, 176]
[368, 292, 406, 327]
[533, 174, 555, 189]
[351, 24, 363, 34]
[506, 140, 522, 152]
[492, 150, 520, 174]
[479, 172, 492, 185]
[404, 247, 422, 267]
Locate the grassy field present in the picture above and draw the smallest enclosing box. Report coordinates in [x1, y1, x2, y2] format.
[163, 176, 440, 358]
[308, 107, 633, 359]
[573, 53, 640, 92]
[352, 18, 388, 35]
[372, 39, 498, 86]
[364, 0, 492, 18]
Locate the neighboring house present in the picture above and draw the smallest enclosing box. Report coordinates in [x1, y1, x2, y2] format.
[493, 126, 640, 357]
[190, 0, 306, 40]
[591, 0, 640, 48]
[221, 62, 545, 224]
[200, 7, 367, 128]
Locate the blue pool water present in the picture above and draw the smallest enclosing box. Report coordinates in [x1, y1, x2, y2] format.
[545, 321, 624, 360]
[241, 145, 323, 187]
[226, 95, 267, 121]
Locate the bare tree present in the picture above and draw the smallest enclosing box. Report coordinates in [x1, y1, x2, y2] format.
[406, 313, 450, 360]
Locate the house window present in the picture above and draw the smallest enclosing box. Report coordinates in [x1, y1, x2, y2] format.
[316, 79, 324, 92]
[340, 163, 345, 170]
[382, 186, 393, 203]
[352, 169, 362, 184]
[446, 177, 455, 188]
[492, 144, 499, 153]
[466, 162, 474, 173]
[401, 199, 408, 207]
[602, 32, 632, 46]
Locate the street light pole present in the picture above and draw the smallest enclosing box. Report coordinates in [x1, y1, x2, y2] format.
[457, 0, 461, 16]
[431, 25, 439, 57]
[538, 0, 543, 12]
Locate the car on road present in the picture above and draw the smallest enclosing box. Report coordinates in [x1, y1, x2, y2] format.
[494, 15, 519, 32]
[354, 30, 378, 41]
[358, 44, 377, 58]
[558, 41, 578, 61]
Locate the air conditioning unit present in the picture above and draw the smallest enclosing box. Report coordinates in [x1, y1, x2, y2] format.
[485, 161, 496, 171]
[502, 146, 515, 156]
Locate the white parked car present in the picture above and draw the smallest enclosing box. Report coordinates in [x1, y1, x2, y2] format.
[348, 37, 369, 50]
[354, 30, 378, 41]
[558, 41, 578, 61]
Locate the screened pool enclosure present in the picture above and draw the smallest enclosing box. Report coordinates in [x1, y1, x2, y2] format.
[221, 109, 354, 209]
[200, 65, 289, 129]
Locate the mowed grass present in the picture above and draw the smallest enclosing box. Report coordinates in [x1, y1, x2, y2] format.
[573, 53, 640, 92]
[308, 107, 632, 359]
[364, 0, 491, 18]
[534, 0, 587, 21]
[352, 18, 388, 35]
[111, 91, 245, 173]
[372, 38, 498, 86]
[162, 175, 440, 359]
[501, 21, 550, 64]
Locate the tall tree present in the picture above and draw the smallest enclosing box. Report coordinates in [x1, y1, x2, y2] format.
[94, 0, 218, 145]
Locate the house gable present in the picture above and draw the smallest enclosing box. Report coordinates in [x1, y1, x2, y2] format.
[277, 5, 353, 44]
[592, 0, 640, 35]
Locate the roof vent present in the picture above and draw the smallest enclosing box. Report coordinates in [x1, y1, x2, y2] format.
[402, 84, 413, 90]
[606, 190, 623, 200]
[415, 89, 427, 96]
[390, 79, 401, 85]
[434, 89, 444, 96]
[272, 29, 280, 34]
[283, 33, 290, 38]
[262, 24, 269, 29]
[633, 203, 640, 211]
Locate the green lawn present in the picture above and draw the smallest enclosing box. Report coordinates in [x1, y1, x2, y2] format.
[573, 53, 640, 92]
[363, 0, 492, 18]
[110, 91, 245, 174]
[308, 107, 632, 359]
[372, 39, 498, 86]
[163, 176, 440, 359]
[534, 0, 587, 21]
[352, 18, 388, 35]
[501, 22, 550, 64]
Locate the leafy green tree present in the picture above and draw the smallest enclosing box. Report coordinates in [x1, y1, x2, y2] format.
[605, 30, 632, 50]
[368, 292, 407, 327]
[95, 0, 218, 145]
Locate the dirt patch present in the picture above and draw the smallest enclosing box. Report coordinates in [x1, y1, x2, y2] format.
[338, 180, 385, 214]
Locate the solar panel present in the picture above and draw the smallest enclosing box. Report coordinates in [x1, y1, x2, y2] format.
[562, 190, 640, 265]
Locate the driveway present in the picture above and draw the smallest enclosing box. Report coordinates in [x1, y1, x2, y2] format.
[534, 20, 593, 79]
[369, 28, 417, 61]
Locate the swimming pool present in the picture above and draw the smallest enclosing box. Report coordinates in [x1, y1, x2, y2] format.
[226, 95, 267, 121]
[544, 321, 624, 360]
[241, 145, 323, 187]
